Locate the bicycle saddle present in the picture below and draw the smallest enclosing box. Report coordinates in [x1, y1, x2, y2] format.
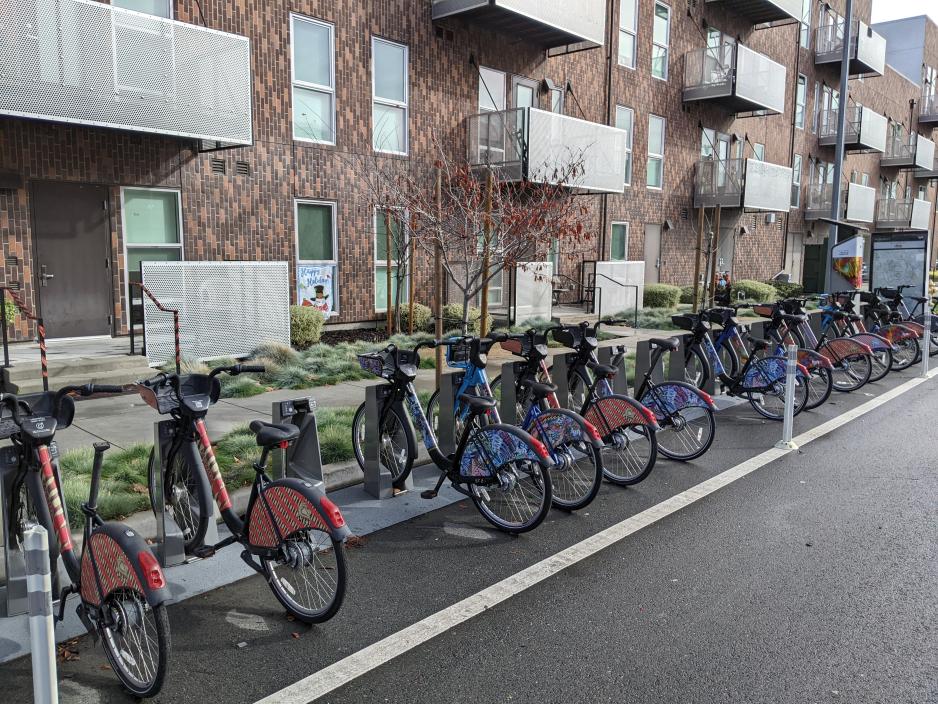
[459, 393, 497, 413]
[748, 337, 770, 351]
[587, 361, 618, 377]
[911, 296, 928, 304]
[249, 420, 300, 448]
[847, 313, 862, 323]
[648, 337, 679, 352]
[521, 380, 557, 401]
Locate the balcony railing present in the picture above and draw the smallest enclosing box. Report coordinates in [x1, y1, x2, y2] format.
[815, 20, 886, 77]
[0, 0, 253, 144]
[693, 158, 792, 211]
[920, 93, 938, 125]
[805, 182, 876, 223]
[882, 132, 936, 170]
[817, 106, 887, 153]
[915, 155, 938, 180]
[682, 43, 787, 115]
[876, 198, 931, 231]
[705, 0, 801, 24]
[431, 0, 605, 52]
[467, 107, 628, 193]
[804, 183, 833, 220]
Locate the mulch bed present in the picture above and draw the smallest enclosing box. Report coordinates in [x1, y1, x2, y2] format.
[319, 327, 386, 345]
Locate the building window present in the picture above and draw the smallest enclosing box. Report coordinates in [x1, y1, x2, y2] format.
[919, 185, 927, 200]
[372, 38, 409, 154]
[651, 3, 670, 80]
[646, 114, 665, 189]
[861, 172, 870, 187]
[619, 0, 637, 69]
[112, 0, 171, 17]
[122, 188, 183, 322]
[753, 143, 765, 161]
[611, 223, 629, 261]
[795, 75, 807, 129]
[550, 87, 564, 114]
[296, 201, 338, 315]
[615, 105, 634, 186]
[291, 15, 335, 144]
[375, 209, 408, 312]
[799, 0, 811, 48]
[479, 66, 507, 111]
[791, 155, 802, 208]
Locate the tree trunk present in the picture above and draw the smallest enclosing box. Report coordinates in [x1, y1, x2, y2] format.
[461, 295, 472, 336]
[385, 207, 394, 336]
[479, 170, 494, 337]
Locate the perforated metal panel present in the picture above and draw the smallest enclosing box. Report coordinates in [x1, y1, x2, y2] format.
[734, 45, 786, 115]
[0, 0, 252, 144]
[141, 262, 290, 366]
[742, 159, 793, 213]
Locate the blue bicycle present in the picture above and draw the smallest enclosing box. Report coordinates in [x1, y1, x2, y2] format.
[427, 334, 604, 511]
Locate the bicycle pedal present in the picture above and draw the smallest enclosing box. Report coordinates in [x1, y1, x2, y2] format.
[192, 545, 216, 559]
[420, 489, 438, 500]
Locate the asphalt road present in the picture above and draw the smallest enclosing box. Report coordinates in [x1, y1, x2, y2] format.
[2, 367, 935, 703]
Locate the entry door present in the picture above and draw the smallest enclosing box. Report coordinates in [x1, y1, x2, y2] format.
[511, 76, 537, 110]
[32, 182, 112, 337]
[643, 225, 661, 284]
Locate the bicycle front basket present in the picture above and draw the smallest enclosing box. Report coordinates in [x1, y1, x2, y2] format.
[671, 314, 696, 332]
[752, 304, 776, 319]
[137, 382, 179, 414]
[859, 291, 879, 305]
[552, 328, 579, 349]
[446, 339, 471, 366]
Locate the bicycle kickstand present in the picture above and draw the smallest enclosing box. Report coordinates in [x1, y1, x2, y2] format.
[420, 472, 448, 500]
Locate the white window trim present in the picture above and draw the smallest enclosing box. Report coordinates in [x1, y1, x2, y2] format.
[611, 222, 630, 261]
[120, 186, 184, 329]
[295, 199, 339, 312]
[651, 2, 671, 82]
[795, 74, 806, 129]
[647, 114, 666, 190]
[791, 155, 802, 209]
[291, 14, 336, 146]
[372, 37, 409, 156]
[374, 207, 410, 313]
[618, 0, 637, 70]
[616, 105, 634, 187]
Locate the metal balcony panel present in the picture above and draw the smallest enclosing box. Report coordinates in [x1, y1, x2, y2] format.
[876, 198, 930, 230]
[911, 198, 931, 231]
[0, 0, 252, 144]
[815, 21, 886, 77]
[705, 0, 801, 24]
[817, 106, 887, 153]
[431, 0, 605, 49]
[914, 157, 938, 180]
[854, 22, 886, 76]
[682, 44, 786, 115]
[914, 136, 936, 170]
[920, 94, 938, 125]
[845, 183, 876, 223]
[742, 159, 793, 212]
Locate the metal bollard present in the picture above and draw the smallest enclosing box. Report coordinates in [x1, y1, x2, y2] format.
[775, 344, 799, 451]
[921, 307, 931, 378]
[23, 522, 58, 704]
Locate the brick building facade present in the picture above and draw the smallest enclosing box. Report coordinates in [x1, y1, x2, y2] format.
[0, 0, 936, 341]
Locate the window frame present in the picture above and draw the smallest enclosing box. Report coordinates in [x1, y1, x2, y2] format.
[120, 186, 184, 328]
[610, 222, 630, 261]
[646, 114, 666, 190]
[795, 74, 807, 129]
[371, 36, 410, 156]
[374, 206, 410, 313]
[791, 154, 802, 209]
[290, 14, 336, 146]
[618, 0, 638, 69]
[753, 143, 765, 161]
[651, 2, 671, 81]
[799, 0, 811, 48]
[811, 81, 820, 133]
[549, 87, 565, 114]
[295, 199, 339, 312]
[112, 0, 173, 18]
[615, 105, 634, 187]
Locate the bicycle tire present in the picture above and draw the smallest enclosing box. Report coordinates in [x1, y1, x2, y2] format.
[656, 404, 716, 461]
[147, 445, 211, 555]
[867, 346, 893, 383]
[352, 402, 416, 486]
[747, 363, 809, 420]
[99, 594, 170, 698]
[783, 326, 806, 349]
[685, 344, 710, 390]
[718, 338, 741, 378]
[830, 353, 872, 392]
[890, 336, 919, 370]
[600, 423, 658, 485]
[262, 530, 346, 624]
[804, 366, 833, 410]
[528, 409, 603, 511]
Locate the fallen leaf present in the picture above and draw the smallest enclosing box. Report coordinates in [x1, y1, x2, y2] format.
[131, 483, 148, 494]
[345, 535, 366, 549]
[291, 632, 300, 639]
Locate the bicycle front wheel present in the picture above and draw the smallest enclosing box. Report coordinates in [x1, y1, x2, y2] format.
[99, 591, 170, 698]
[656, 405, 715, 461]
[684, 345, 709, 389]
[352, 402, 415, 485]
[262, 529, 346, 624]
[148, 445, 211, 554]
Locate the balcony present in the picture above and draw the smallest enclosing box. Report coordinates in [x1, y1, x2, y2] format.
[817, 106, 887, 153]
[915, 156, 938, 180]
[881, 131, 936, 170]
[467, 108, 628, 193]
[876, 198, 932, 231]
[683, 43, 787, 115]
[805, 182, 876, 223]
[704, 0, 801, 24]
[431, 0, 605, 52]
[693, 158, 793, 211]
[815, 20, 886, 77]
[0, 0, 253, 144]
[920, 94, 938, 125]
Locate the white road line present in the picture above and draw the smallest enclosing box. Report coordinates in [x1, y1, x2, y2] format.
[257, 369, 938, 704]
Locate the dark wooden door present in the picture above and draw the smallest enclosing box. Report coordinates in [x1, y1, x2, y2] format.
[32, 182, 112, 337]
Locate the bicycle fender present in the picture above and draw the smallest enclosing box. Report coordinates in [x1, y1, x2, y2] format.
[795, 348, 834, 371]
[81, 523, 171, 609]
[527, 408, 604, 451]
[850, 332, 895, 353]
[901, 321, 926, 337]
[583, 394, 659, 437]
[819, 338, 872, 364]
[460, 423, 552, 479]
[640, 381, 716, 420]
[877, 324, 918, 343]
[743, 356, 808, 389]
[913, 314, 938, 334]
[248, 478, 351, 548]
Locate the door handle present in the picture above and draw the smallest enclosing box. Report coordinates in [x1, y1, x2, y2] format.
[40, 265, 54, 286]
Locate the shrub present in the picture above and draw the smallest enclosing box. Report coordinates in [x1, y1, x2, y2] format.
[3, 298, 17, 324]
[765, 280, 804, 299]
[399, 303, 433, 333]
[732, 279, 777, 303]
[252, 341, 300, 367]
[679, 284, 705, 305]
[290, 305, 325, 348]
[441, 303, 493, 334]
[642, 284, 681, 309]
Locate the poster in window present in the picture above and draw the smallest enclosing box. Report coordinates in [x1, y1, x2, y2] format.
[298, 264, 337, 317]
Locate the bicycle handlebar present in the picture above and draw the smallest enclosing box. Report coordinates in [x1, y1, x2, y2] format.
[209, 363, 266, 378]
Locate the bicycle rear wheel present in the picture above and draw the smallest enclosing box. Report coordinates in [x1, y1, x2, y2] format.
[868, 347, 892, 383]
[748, 375, 808, 420]
[148, 445, 211, 555]
[804, 367, 833, 410]
[262, 529, 346, 624]
[529, 410, 603, 511]
[99, 591, 170, 698]
[352, 402, 415, 485]
[600, 424, 657, 485]
[656, 405, 715, 461]
[891, 337, 918, 370]
[830, 354, 872, 392]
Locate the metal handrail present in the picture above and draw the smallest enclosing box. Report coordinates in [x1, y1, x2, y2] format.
[1, 287, 48, 391]
[131, 283, 181, 374]
[593, 273, 639, 328]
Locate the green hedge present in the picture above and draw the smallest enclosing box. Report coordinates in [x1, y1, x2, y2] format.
[679, 284, 705, 305]
[642, 283, 682, 309]
[732, 279, 777, 303]
[290, 305, 325, 348]
[400, 302, 433, 333]
[441, 303, 493, 334]
[765, 280, 804, 299]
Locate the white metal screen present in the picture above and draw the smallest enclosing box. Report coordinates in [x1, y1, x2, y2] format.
[141, 262, 290, 366]
[0, 0, 253, 144]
